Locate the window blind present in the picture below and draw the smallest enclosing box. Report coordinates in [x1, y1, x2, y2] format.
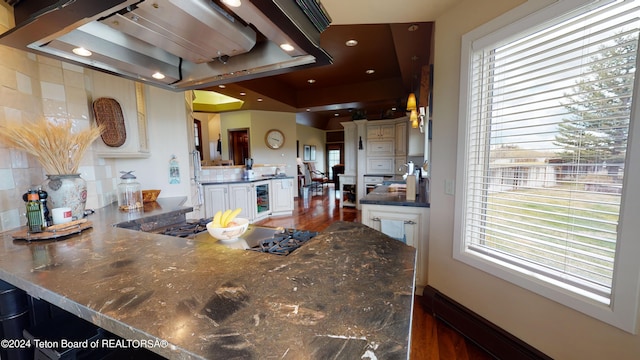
[463, 0, 639, 304]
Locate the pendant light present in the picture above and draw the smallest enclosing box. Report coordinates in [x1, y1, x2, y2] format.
[407, 93, 417, 111]
[410, 109, 419, 128]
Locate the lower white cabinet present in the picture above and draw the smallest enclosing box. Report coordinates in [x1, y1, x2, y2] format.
[271, 178, 295, 215]
[204, 185, 229, 219]
[361, 204, 429, 294]
[229, 183, 254, 220]
[203, 179, 293, 222]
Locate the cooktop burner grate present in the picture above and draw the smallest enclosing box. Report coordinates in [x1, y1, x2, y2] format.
[249, 229, 317, 255]
[160, 218, 210, 238]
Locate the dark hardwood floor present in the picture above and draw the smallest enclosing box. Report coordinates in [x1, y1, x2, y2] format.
[255, 184, 495, 360]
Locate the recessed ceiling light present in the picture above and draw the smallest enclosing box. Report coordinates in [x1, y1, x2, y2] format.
[280, 43, 295, 52]
[152, 72, 165, 80]
[218, 84, 226, 88]
[334, 113, 339, 117]
[222, 0, 241, 7]
[257, 98, 263, 102]
[345, 39, 358, 47]
[307, 79, 316, 84]
[72, 47, 92, 56]
[365, 69, 375, 74]
[240, 92, 246, 96]
[306, 109, 311, 112]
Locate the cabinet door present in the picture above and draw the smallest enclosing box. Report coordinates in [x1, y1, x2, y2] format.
[272, 179, 294, 214]
[367, 124, 395, 138]
[361, 204, 429, 291]
[204, 185, 228, 218]
[395, 122, 407, 156]
[366, 158, 395, 174]
[366, 139, 394, 156]
[229, 184, 254, 221]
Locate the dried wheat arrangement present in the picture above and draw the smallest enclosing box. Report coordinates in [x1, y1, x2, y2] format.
[0, 118, 104, 175]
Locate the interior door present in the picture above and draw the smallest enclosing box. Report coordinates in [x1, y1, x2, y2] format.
[228, 128, 249, 166]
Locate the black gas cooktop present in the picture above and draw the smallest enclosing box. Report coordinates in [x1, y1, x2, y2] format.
[158, 220, 317, 256]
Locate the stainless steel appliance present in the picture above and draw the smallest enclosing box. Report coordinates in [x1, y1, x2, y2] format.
[0, 0, 332, 91]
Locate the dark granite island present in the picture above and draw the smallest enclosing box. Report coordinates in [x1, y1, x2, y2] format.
[0, 198, 416, 359]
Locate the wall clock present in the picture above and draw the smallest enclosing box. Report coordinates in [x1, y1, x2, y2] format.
[265, 129, 285, 149]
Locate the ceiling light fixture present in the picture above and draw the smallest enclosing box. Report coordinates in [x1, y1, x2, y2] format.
[152, 72, 165, 80]
[240, 92, 246, 96]
[307, 79, 316, 84]
[365, 69, 375, 74]
[280, 43, 295, 52]
[218, 84, 226, 88]
[72, 47, 92, 56]
[221, 0, 241, 7]
[345, 39, 358, 47]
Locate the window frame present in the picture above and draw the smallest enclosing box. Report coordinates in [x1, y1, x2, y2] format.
[454, 0, 640, 333]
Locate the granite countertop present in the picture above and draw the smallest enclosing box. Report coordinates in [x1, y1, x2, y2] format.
[0, 198, 416, 359]
[360, 180, 430, 207]
[201, 174, 294, 185]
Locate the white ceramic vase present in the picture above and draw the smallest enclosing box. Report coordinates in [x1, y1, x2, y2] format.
[43, 174, 87, 220]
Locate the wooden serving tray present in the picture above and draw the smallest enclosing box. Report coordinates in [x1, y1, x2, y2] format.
[11, 219, 93, 241]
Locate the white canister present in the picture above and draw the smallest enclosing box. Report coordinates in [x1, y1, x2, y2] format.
[51, 207, 73, 225]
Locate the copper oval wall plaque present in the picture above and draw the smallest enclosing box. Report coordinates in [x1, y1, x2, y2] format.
[93, 97, 127, 147]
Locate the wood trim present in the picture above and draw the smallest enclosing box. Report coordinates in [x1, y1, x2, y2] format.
[422, 286, 553, 360]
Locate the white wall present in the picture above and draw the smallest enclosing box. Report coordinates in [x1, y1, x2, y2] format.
[296, 123, 327, 173]
[114, 85, 191, 201]
[429, 0, 640, 359]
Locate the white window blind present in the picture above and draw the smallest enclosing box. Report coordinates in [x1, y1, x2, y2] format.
[461, 0, 639, 309]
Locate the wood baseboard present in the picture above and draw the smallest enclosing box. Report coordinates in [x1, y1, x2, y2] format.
[421, 286, 552, 360]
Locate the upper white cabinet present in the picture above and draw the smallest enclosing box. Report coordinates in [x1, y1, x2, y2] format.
[366, 120, 398, 174]
[91, 72, 150, 158]
[366, 139, 394, 157]
[367, 124, 394, 139]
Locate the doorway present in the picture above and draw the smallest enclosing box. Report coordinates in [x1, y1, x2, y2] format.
[327, 144, 343, 181]
[228, 128, 250, 166]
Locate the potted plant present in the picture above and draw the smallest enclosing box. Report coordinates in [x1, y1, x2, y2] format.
[0, 118, 103, 220]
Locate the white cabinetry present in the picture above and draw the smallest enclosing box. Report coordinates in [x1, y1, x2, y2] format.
[366, 121, 396, 174]
[366, 158, 395, 174]
[366, 139, 394, 156]
[395, 121, 407, 156]
[203, 179, 291, 221]
[361, 204, 429, 293]
[229, 183, 253, 220]
[91, 72, 150, 158]
[271, 178, 294, 215]
[367, 124, 394, 138]
[204, 185, 229, 219]
[341, 122, 357, 176]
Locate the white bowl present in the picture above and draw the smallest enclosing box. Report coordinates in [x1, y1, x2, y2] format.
[206, 218, 249, 241]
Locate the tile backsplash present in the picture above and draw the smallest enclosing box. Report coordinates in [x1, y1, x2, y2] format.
[0, 37, 117, 232]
